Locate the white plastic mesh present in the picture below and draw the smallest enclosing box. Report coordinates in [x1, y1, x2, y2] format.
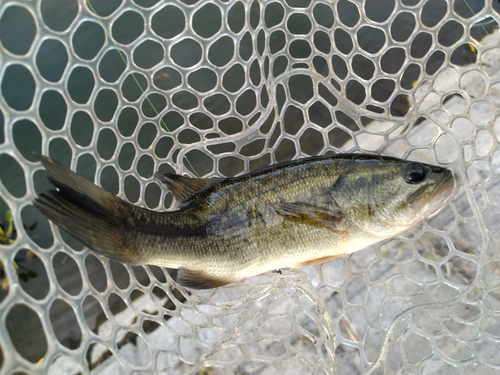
[0, 0, 500, 373]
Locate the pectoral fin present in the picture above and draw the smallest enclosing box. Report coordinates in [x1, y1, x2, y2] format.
[156, 173, 223, 203]
[274, 202, 345, 232]
[176, 267, 233, 289]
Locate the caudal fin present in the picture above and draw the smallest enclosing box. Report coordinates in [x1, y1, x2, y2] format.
[33, 154, 137, 263]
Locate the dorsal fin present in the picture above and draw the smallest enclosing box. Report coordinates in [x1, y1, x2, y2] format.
[156, 172, 222, 203]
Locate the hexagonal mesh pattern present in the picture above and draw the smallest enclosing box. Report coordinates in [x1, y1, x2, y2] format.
[1, 0, 500, 373]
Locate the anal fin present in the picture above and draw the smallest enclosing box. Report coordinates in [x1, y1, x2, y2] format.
[176, 267, 233, 289]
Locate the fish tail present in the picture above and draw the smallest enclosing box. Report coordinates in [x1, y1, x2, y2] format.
[33, 154, 137, 263]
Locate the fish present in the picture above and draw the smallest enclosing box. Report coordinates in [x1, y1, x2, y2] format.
[33, 153, 454, 289]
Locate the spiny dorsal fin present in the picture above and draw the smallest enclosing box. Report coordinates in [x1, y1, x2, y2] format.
[156, 173, 222, 203]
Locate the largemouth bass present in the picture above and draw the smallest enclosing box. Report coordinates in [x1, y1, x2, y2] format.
[34, 153, 454, 289]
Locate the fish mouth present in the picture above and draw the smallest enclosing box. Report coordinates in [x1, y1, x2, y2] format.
[408, 171, 455, 217]
[430, 172, 455, 206]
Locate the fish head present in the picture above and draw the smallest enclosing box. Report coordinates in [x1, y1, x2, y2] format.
[403, 162, 455, 221]
[335, 158, 455, 238]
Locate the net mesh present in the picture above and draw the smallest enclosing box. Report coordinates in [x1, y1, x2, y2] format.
[0, 0, 499, 373]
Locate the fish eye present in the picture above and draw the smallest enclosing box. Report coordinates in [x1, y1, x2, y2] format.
[405, 163, 427, 184]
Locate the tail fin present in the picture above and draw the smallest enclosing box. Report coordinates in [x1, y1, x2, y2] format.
[33, 154, 137, 263]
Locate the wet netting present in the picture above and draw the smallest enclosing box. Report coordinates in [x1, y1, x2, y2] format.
[0, 0, 500, 373]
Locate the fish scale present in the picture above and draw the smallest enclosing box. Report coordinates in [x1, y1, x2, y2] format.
[34, 153, 454, 289]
